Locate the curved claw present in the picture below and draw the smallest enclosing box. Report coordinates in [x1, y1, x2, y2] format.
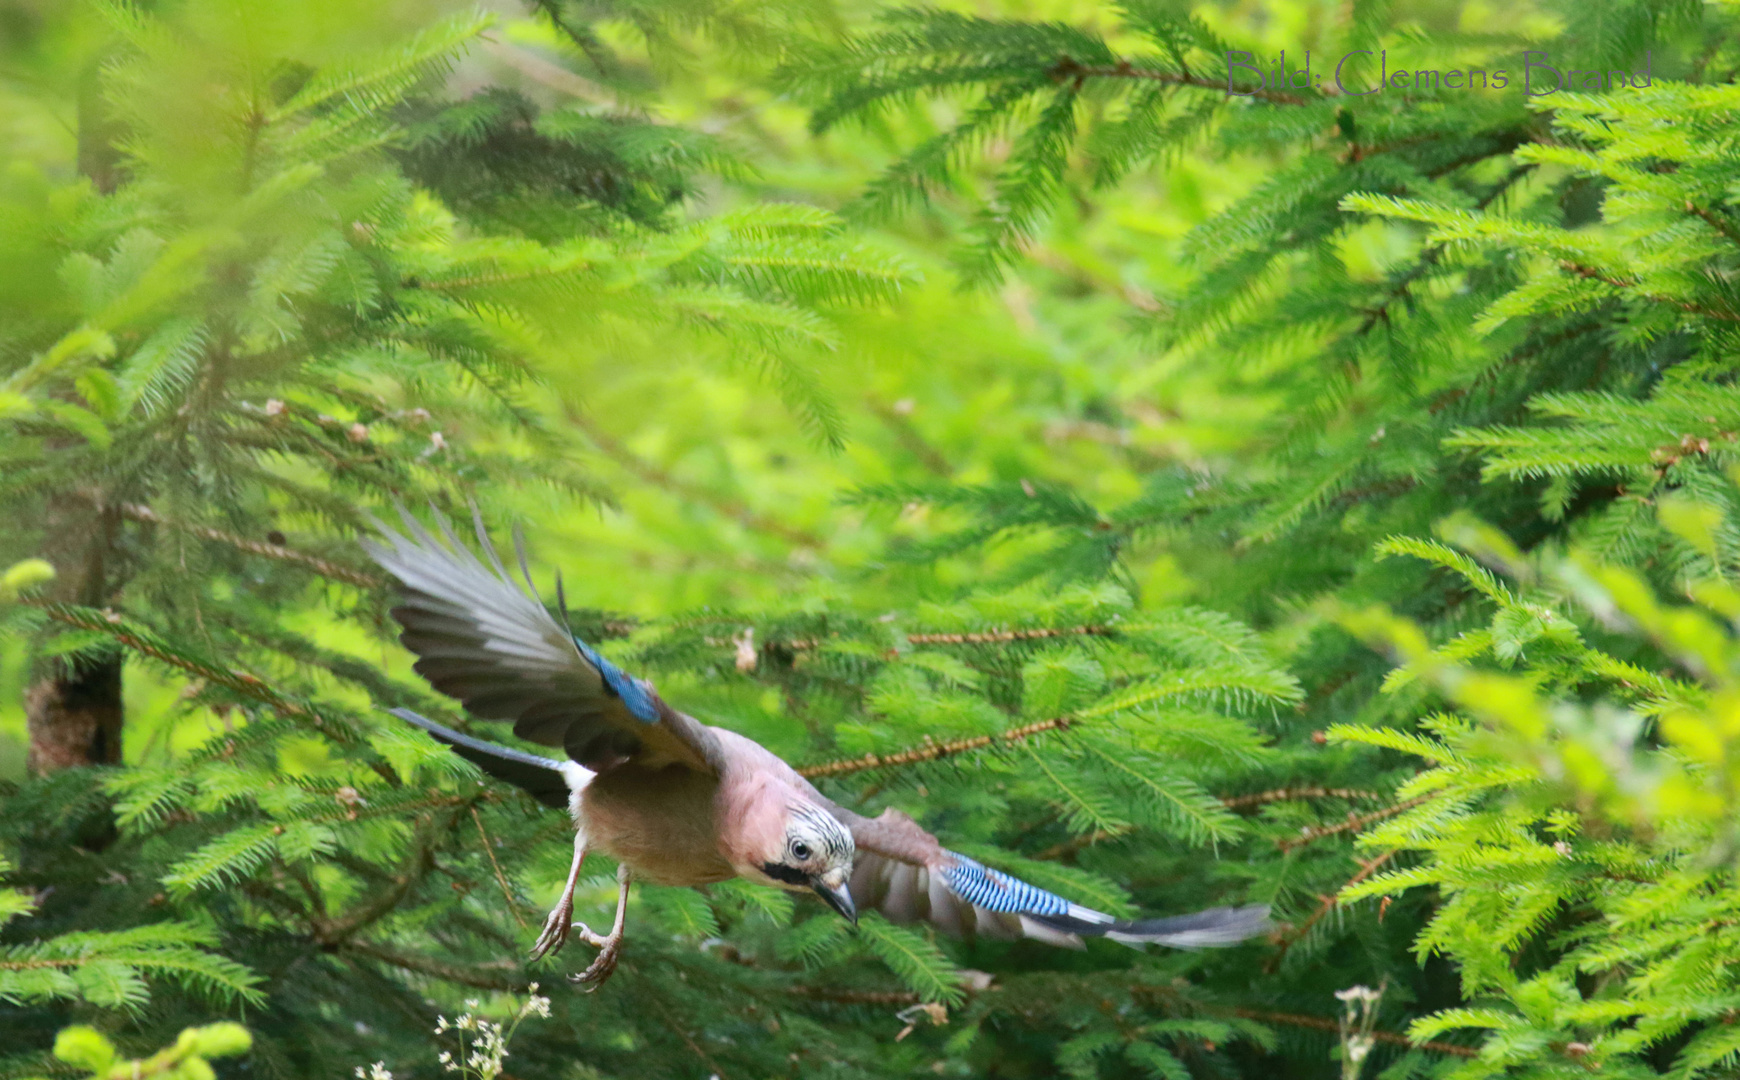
[530, 897, 573, 961]
[569, 922, 621, 990]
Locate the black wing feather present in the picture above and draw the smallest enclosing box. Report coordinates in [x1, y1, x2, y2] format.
[388, 708, 573, 809]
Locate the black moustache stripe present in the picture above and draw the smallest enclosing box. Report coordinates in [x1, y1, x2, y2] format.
[762, 862, 810, 886]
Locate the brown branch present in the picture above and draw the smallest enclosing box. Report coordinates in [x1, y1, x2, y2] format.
[796, 715, 1077, 779]
[905, 626, 1115, 646]
[1686, 200, 1740, 249]
[25, 602, 356, 742]
[472, 806, 528, 928]
[1032, 789, 1387, 861]
[791, 987, 931, 1005]
[1047, 56, 1311, 105]
[1354, 164, 1537, 338]
[1032, 828, 1126, 861]
[647, 993, 729, 1078]
[1276, 794, 1436, 853]
[1269, 850, 1397, 970]
[1227, 1004, 1475, 1058]
[114, 501, 379, 587]
[315, 816, 448, 944]
[725, 624, 1118, 653]
[1559, 261, 1740, 321]
[785, 981, 1476, 1059]
[866, 396, 954, 477]
[1222, 786, 1385, 810]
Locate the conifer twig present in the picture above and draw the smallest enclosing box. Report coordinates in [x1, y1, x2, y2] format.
[721, 625, 1116, 652]
[1225, 1005, 1475, 1058]
[1269, 850, 1397, 969]
[865, 396, 954, 477]
[796, 715, 1078, 778]
[27, 602, 359, 743]
[902, 626, 1114, 646]
[1276, 794, 1435, 853]
[1354, 164, 1536, 338]
[1046, 56, 1310, 105]
[472, 807, 528, 928]
[1222, 786, 1385, 810]
[1558, 261, 1740, 322]
[786, 983, 1478, 1058]
[1684, 201, 1740, 249]
[113, 501, 379, 587]
[1032, 788, 1386, 860]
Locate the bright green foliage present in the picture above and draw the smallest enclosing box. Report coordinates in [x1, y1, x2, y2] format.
[1334, 530, 1740, 1078]
[0, 851, 259, 1011]
[32, 1022, 251, 1080]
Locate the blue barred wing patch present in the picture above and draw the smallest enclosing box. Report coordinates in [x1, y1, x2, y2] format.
[572, 637, 659, 723]
[941, 854, 1070, 917]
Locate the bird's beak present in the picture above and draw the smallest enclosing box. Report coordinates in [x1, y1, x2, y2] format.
[812, 875, 856, 925]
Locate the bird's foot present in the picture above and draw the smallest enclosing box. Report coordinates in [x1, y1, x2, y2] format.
[530, 897, 573, 961]
[570, 922, 622, 990]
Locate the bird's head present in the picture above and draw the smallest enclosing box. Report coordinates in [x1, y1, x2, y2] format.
[756, 803, 856, 924]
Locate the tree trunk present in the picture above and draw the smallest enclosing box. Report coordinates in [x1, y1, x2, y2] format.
[26, 62, 126, 775]
[25, 658, 123, 773]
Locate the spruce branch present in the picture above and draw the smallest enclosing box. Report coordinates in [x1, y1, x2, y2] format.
[27, 602, 364, 744]
[1557, 261, 1740, 322]
[113, 501, 380, 587]
[866, 396, 954, 477]
[1222, 787, 1386, 810]
[718, 624, 1117, 653]
[1033, 789, 1387, 860]
[903, 626, 1115, 646]
[1270, 850, 1398, 969]
[1353, 164, 1537, 338]
[1275, 794, 1437, 853]
[1045, 55, 1311, 106]
[1684, 200, 1740, 250]
[311, 822, 447, 946]
[796, 715, 1078, 778]
[1226, 1005, 1475, 1059]
[471, 807, 528, 929]
[788, 983, 1478, 1058]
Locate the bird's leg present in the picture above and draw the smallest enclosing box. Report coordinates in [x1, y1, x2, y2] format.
[572, 863, 631, 989]
[531, 829, 587, 961]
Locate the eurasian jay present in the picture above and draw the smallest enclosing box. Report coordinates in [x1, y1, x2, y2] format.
[364, 510, 1270, 987]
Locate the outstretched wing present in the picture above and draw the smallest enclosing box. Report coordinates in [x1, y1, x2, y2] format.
[389, 707, 580, 810]
[834, 807, 1270, 949]
[365, 507, 720, 775]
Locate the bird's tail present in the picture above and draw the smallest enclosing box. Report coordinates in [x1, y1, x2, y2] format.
[386, 708, 580, 811]
[1034, 903, 1273, 948]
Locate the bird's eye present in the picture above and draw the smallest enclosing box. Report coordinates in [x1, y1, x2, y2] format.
[791, 841, 812, 861]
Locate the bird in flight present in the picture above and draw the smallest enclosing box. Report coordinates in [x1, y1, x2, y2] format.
[365, 509, 1270, 987]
